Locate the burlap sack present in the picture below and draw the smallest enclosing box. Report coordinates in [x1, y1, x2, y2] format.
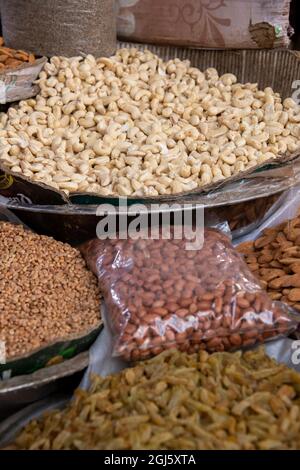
[0, 0, 117, 58]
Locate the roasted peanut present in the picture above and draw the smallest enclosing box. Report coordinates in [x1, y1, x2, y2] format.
[82, 228, 297, 361]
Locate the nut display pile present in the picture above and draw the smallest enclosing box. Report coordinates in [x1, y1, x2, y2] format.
[10, 348, 300, 450]
[0, 37, 35, 71]
[237, 214, 300, 312]
[0, 222, 101, 359]
[82, 228, 297, 361]
[222, 194, 279, 232]
[0, 48, 300, 197]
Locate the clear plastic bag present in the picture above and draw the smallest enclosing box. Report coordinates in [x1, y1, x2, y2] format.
[235, 185, 300, 316]
[234, 186, 300, 246]
[0, 57, 47, 103]
[81, 227, 300, 361]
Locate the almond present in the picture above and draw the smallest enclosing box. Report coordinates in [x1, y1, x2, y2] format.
[248, 263, 259, 272]
[259, 268, 286, 281]
[279, 257, 300, 265]
[268, 291, 282, 300]
[236, 241, 254, 254]
[258, 253, 274, 264]
[290, 262, 300, 273]
[14, 51, 29, 61]
[288, 288, 300, 302]
[254, 233, 277, 248]
[0, 46, 13, 57]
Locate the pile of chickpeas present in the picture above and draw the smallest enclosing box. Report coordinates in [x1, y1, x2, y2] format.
[0, 48, 299, 196]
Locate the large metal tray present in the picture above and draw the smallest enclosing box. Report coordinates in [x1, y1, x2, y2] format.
[0, 352, 89, 421]
[0, 161, 298, 244]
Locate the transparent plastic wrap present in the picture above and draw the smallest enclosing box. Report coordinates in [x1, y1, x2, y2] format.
[235, 185, 300, 245]
[81, 227, 300, 361]
[0, 57, 47, 103]
[236, 185, 300, 316]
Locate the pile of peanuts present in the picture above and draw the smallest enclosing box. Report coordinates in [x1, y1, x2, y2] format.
[0, 37, 35, 71]
[237, 214, 300, 311]
[82, 228, 295, 361]
[0, 222, 101, 359]
[0, 48, 299, 196]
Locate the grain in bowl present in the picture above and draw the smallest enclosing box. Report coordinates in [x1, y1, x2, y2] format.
[0, 222, 101, 359]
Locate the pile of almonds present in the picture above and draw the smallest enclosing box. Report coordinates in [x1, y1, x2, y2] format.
[219, 194, 279, 232]
[0, 222, 101, 359]
[237, 214, 300, 311]
[0, 37, 35, 71]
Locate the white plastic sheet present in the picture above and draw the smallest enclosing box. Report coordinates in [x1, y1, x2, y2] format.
[80, 317, 300, 387]
[234, 185, 300, 246]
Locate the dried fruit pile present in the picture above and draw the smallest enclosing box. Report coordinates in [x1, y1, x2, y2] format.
[11, 348, 300, 450]
[237, 214, 300, 311]
[0, 222, 101, 359]
[0, 37, 35, 71]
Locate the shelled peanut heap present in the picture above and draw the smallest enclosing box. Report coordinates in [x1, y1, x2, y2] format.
[0, 48, 299, 197]
[82, 228, 297, 362]
[0, 36, 35, 70]
[237, 213, 300, 311]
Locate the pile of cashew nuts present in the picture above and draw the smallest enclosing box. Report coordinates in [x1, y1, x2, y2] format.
[0, 48, 299, 196]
